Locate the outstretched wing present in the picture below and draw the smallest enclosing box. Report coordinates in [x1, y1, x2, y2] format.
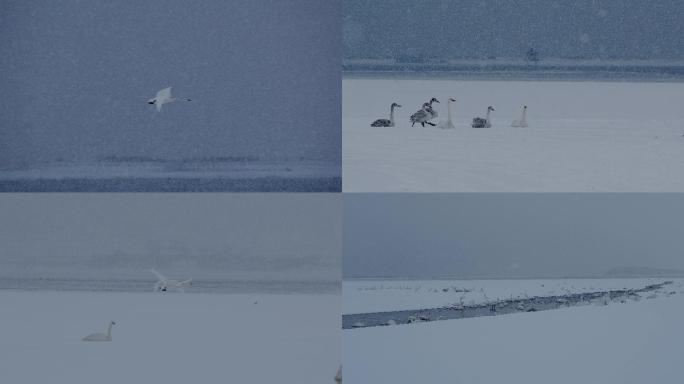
[150, 268, 166, 282]
[156, 87, 172, 100]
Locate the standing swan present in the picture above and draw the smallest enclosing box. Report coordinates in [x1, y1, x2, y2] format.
[371, 103, 401, 127]
[437, 98, 456, 129]
[472, 106, 495, 128]
[410, 103, 437, 127]
[427, 97, 440, 120]
[147, 87, 192, 112]
[511, 105, 528, 127]
[82, 321, 116, 342]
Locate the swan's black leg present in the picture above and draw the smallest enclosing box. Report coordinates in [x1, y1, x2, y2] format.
[426, 122, 436, 126]
[421, 122, 425, 127]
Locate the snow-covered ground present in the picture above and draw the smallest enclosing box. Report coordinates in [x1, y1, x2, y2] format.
[343, 278, 678, 314]
[0, 290, 340, 384]
[343, 79, 684, 192]
[344, 279, 684, 383]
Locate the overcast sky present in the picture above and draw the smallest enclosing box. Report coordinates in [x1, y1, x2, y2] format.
[0, 0, 340, 168]
[344, 194, 684, 279]
[344, 0, 684, 60]
[0, 194, 341, 281]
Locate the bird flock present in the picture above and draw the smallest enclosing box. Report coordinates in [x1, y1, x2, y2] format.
[371, 98, 528, 129]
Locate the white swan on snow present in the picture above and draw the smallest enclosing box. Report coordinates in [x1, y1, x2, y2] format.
[437, 97, 456, 129]
[82, 321, 115, 342]
[147, 87, 192, 112]
[511, 105, 528, 127]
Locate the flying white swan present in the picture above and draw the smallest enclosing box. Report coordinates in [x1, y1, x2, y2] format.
[437, 97, 456, 129]
[410, 102, 437, 127]
[151, 268, 192, 292]
[147, 87, 192, 112]
[511, 105, 528, 127]
[472, 106, 495, 128]
[371, 103, 401, 127]
[82, 321, 115, 342]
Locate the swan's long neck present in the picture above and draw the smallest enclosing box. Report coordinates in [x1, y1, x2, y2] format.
[522, 108, 527, 122]
[107, 323, 113, 338]
[447, 101, 453, 123]
[389, 105, 396, 124]
[486, 108, 491, 122]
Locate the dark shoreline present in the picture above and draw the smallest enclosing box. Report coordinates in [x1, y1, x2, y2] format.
[0, 176, 342, 192]
[343, 281, 673, 329]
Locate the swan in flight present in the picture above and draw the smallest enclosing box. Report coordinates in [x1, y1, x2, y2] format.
[511, 105, 528, 127]
[371, 103, 401, 127]
[82, 321, 115, 342]
[410, 103, 436, 127]
[472, 106, 495, 128]
[151, 269, 192, 292]
[147, 87, 192, 112]
[437, 98, 456, 129]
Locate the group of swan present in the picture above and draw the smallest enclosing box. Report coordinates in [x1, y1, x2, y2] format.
[147, 87, 192, 112]
[371, 98, 528, 129]
[82, 321, 115, 342]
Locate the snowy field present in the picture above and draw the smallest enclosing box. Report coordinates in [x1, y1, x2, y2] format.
[343, 278, 678, 314]
[0, 160, 341, 192]
[1, 290, 340, 384]
[344, 278, 684, 383]
[343, 78, 684, 192]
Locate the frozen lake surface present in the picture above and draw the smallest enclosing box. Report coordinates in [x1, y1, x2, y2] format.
[343, 78, 684, 192]
[1, 290, 340, 384]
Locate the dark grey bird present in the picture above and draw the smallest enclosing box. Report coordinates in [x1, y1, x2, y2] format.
[371, 103, 402, 127]
[410, 102, 436, 127]
[472, 106, 495, 128]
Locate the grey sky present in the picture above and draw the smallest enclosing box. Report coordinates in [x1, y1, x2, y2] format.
[0, 194, 341, 281]
[0, 0, 341, 167]
[344, 194, 684, 279]
[344, 0, 684, 60]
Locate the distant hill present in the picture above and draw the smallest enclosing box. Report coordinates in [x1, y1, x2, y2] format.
[603, 267, 684, 278]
